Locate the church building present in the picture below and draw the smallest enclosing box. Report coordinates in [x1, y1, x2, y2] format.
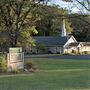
[29, 20, 90, 54]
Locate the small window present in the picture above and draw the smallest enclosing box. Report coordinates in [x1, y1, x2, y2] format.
[30, 50, 32, 52]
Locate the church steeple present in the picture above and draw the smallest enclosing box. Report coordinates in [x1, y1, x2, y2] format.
[61, 19, 66, 37]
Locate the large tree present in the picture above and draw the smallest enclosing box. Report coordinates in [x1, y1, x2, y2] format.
[0, 0, 41, 49]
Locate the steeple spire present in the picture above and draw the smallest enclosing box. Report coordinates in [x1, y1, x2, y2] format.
[61, 19, 66, 37]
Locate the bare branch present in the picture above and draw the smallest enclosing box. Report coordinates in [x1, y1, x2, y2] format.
[76, 0, 90, 12]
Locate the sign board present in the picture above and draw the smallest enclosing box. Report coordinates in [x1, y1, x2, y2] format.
[8, 53, 23, 63]
[9, 48, 22, 53]
[7, 48, 24, 71]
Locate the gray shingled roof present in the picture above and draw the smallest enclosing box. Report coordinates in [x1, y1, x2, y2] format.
[69, 42, 80, 47]
[81, 42, 90, 46]
[33, 36, 69, 46]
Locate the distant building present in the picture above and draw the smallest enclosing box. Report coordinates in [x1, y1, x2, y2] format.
[28, 20, 90, 54]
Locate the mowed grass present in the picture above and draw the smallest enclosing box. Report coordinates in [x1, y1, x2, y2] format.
[0, 58, 90, 90]
[27, 58, 90, 70]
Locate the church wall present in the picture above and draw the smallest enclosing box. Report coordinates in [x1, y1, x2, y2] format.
[48, 46, 63, 54]
[25, 45, 90, 54]
[26, 46, 64, 54]
[48, 47, 56, 53]
[81, 46, 90, 52]
[64, 46, 90, 54]
[64, 47, 77, 54]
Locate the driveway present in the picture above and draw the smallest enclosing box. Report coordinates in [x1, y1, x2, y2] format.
[25, 54, 90, 60]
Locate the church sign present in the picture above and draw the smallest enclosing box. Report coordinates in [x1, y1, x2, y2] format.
[7, 48, 24, 71]
[9, 48, 22, 53]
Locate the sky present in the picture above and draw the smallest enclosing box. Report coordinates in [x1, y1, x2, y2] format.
[48, 0, 90, 14]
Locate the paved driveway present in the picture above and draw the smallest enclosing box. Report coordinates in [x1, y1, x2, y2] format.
[25, 54, 90, 60]
[48, 55, 90, 60]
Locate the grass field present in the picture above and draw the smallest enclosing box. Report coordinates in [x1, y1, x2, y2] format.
[0, 58, 90, 90]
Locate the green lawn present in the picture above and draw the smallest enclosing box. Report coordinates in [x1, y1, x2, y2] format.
[0, 58, 90, 90]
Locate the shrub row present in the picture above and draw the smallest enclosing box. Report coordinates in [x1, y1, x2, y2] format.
[0, 55, 7, 73]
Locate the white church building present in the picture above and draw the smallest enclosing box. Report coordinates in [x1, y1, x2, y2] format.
[29, 20, 90, 54]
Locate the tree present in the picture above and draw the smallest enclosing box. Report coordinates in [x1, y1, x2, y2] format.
[0, 0, 41, 50]
[65, 19, 73, 34]
[70, 14, 90, 41]
[35, 5, 73, 36]
[75, 0, 90, 13]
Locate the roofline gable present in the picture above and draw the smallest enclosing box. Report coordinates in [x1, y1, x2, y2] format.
[70, 36, 77, 42]
[64, 36, 77, 47]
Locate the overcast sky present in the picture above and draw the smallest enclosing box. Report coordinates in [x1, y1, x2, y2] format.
[48, 0, 89, 14]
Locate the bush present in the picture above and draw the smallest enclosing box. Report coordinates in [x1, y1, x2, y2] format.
[48, 51, 53, 54]
[62, 53, 72, 55]
[24, 61, 37, 72]
[71, 50, 76, 54]
[56, 52, 60, 54]
[82, 51, 88, 54]
[10, 69, 20, 74]
[0, 55, 7, 73]
[32, 52, 36, 54]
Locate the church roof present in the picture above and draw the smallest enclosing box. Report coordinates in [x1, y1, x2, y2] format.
[69, 42, 80, 47]
[69, 42, 90, 47]
[81, 42, 90, 46]
[33, 36, 69, 46]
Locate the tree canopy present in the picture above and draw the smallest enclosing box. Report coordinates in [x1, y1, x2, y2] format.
[0, 0, 39, 49]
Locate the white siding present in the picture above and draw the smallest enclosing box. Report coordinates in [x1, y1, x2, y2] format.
[82, 46, 90, 52]
[64, 47, 77, 53]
